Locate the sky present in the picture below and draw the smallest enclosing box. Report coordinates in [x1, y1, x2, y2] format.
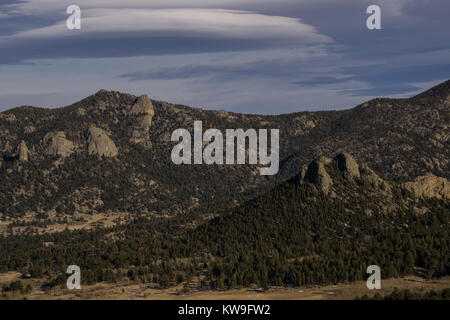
[0, 0, 449, 114]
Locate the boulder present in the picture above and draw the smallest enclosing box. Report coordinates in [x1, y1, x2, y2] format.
[87, 125, 118, 157]
[44, 131, 74, 157]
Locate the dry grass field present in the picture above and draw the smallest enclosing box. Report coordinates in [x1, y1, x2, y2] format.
[0, 212, 131, 236]
[1, 272, 448, 300]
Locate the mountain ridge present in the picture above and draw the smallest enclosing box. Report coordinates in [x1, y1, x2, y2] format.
[0, 80, 448, 220]
[3, 79, 450, 116]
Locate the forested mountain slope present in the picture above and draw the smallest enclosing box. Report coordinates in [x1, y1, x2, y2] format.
[0, 154, 448, 289]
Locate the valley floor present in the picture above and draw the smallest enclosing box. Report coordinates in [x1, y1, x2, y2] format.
[1, 272, 448, 300]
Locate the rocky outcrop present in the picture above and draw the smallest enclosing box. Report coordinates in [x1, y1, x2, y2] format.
[87, 125, 118, 157]
[335, 153, 360, 178]
[0, 113, 16, 122]
[130, 95, 155, 128]
[129, 95, 154, 148]
[302, 153, 365, 193]
[403, 174, 450, 200]
[301, 153, 450, 201]
[43, 131, 74, 157]
[304, 156, 333, 193]
[131, 95, 154, 117]
[17, 140, 29, 161]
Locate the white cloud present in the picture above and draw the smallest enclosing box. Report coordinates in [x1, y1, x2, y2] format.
[3, 0, 296, 16]
[1, 8, 332, 44]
